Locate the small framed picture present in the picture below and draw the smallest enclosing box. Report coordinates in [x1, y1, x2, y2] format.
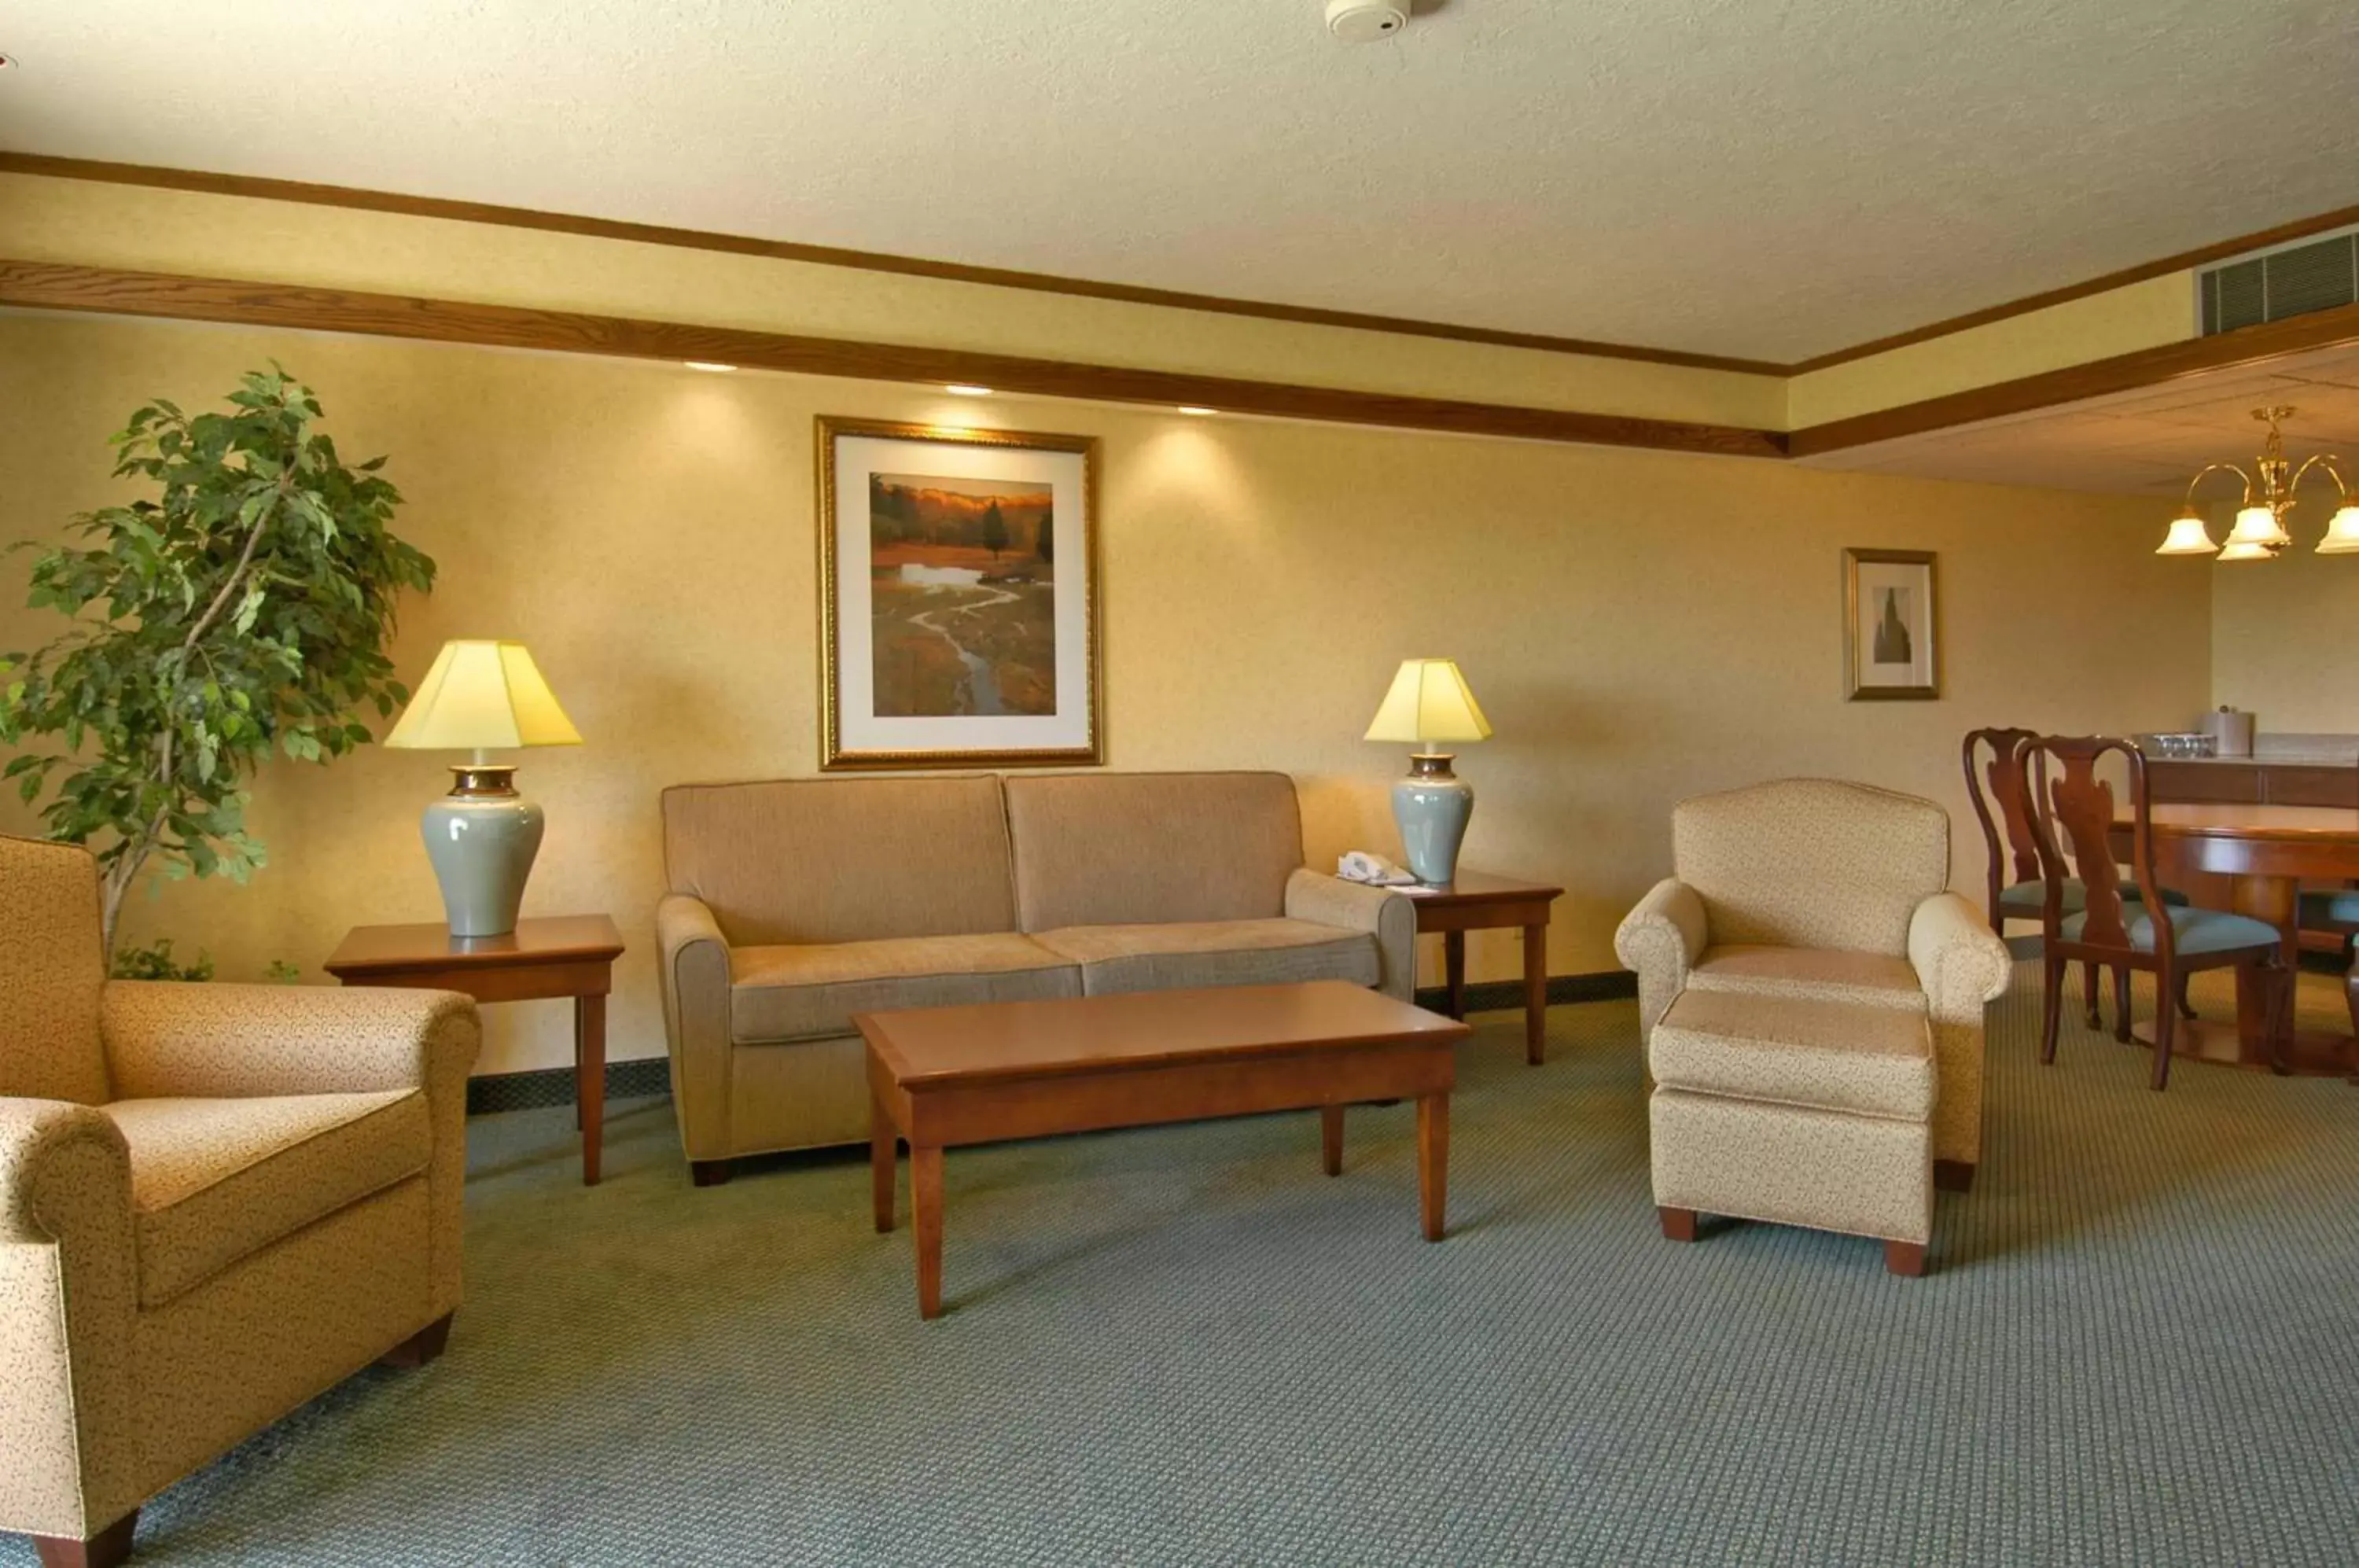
[1845, 548, 1938, 701]
[818, 417, 1102, 769]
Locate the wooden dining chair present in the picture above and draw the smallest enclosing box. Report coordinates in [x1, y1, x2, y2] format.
[2023, 734, 2289, 1090]
[1963, 726, 2191, 1032]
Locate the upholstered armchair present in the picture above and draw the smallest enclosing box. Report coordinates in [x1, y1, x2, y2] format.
[1613, 778, 2012, 1188]
[0, 835, 479, 1567]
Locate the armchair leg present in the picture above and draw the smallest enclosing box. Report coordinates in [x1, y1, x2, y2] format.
[2112, 966, 2133, 1045]
[1657, 1206, 1698, 1242]
[2150, 970, 2178, 1091]
[30, 1509, 137, 1568]
[2081, 959, 2102, 1030]
[690, 1160, 733, 1188]
[1883, 1240, 1928, 1278]
[2175, 970, 2199, 1020]
[379, 1312, 453, 1369]
[1933, 1159, 1976, 1193]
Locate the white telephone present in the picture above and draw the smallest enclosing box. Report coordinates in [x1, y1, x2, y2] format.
[1338, 850, 1419, 886]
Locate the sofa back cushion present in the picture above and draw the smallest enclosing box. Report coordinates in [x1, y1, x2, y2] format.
[0, 834, 112, 1104]
[662, 776, 1017, 945]
[1003, 771, 1304, 932]
[1672, 778, 1949, 956]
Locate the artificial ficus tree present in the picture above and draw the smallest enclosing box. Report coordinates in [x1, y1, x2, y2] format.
[1, 366, 436, 958]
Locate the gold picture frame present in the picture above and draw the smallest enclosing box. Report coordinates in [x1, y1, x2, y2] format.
[1844, 548, 1939, 701]
[818, 416, 1102, 770]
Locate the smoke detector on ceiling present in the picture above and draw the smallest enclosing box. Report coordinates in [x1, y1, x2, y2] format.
[1326, 0, 1409, 43]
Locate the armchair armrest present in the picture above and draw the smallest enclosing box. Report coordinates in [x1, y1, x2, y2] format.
[1908, 893, 2013, 1021]
[1285, 868, 1416, 1001]
[0, 1098, 138, 1535]
[1614, 878, 1707, 1040]
[101, 981, 478, 1102]
[657, 894, 735, 1161]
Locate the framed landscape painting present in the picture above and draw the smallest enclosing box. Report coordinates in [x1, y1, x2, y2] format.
[819, 418, 1102, 768]
[1844, 548, 1938, 701]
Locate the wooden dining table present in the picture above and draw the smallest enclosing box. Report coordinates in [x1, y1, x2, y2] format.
[2112, 803, 2359, 1075]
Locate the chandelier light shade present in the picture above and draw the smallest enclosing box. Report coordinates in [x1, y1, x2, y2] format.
[2161, 407, 2351, 563]
[2155, 513, 2220, 555]
[2315, 504, 2359, 554]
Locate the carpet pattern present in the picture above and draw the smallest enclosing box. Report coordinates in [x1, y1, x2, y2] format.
[12, 963, 2359, 1566]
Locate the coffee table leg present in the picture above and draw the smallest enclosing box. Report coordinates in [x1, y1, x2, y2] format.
[870, 1096, 896, 1233]
[911, 1143, 944, 1320]
[576, 995, 605, 1187]
[1444, 932, 1467, 1020]
[1523, 919, 1548, 1066]
[1417, 1092, 1448, 1242]
[1321, 1105, 1345, 1176]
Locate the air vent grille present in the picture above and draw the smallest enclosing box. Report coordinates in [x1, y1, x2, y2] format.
[2199, 229, 2359, 334]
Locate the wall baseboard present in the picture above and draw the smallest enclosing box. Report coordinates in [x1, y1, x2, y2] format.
[460, 971, 1639, 1116]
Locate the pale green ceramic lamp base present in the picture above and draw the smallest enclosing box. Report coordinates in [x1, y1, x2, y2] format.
[1393, 752, 1474, 886]
[420, 759, 545, 938]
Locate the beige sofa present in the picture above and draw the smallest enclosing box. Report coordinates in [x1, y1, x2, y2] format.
[1613, 779, 2011, 1271]
[657, 771, 1416, 1178]
[0, 835, 478, 1567]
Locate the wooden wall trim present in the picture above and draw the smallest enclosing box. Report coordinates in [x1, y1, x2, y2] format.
[1786, 300, 2359, 458]
[0, 259, 1790, 459]
[1791, 202, 2359, 374]
[0, 151, 1785, 378]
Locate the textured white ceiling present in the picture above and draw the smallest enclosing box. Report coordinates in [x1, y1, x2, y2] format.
[0, 0, 2353, 362]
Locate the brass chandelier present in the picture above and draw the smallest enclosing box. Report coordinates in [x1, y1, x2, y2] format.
[2156, 406, 2359, 561]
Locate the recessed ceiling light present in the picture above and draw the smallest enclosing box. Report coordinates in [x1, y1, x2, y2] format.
[683, 361, 736, 373]
[1177, 406, 1217, 417]
[944, 384, 993, 396]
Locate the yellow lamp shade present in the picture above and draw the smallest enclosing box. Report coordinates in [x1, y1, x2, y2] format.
[1364, 658, 1492, 746]
[2225, 505, 2290, 547]
[2155, 513, 2220, 556]
[2315, 505, 2359, 554]
[384, 640, 583, 751]
[2215, 539, 2276, 563]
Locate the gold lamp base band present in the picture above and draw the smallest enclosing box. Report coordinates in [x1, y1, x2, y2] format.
[447, 763, 520, 799]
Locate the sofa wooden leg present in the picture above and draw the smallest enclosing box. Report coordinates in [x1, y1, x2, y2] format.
[379, 1312, 453, 1369]
[690, 1160, 733, 1187]
[1657, 1205, 1698, 1242]
[1933, 1159, 1976, 1193]
[1883, 1240, 1928, 1278]
[31, 1508, 138, 1568]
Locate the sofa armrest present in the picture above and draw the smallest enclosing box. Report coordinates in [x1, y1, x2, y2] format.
[0, 1098, 139, 1537]
[101, 981, 479, 1101]
[1908, 893, 2013, 1021]
[1285, 868, 1416, 1002]
[1613, 878, 1707, 1041]
[657, 894, 735, 1161]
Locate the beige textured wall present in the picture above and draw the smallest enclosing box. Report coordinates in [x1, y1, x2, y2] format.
[0, 310, 2211, 1077]
[2210, 542, 2359, 733]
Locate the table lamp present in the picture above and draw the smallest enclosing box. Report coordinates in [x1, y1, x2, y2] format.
[383, 639, 582, 937]
[1364, 657, 1492, 885]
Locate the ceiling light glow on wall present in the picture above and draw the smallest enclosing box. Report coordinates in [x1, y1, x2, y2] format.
[1177, 406, 1217, 417]
[2159, 406, 2352, 561]
[944, 385, 993, 396]
[683, 361, 736, 373]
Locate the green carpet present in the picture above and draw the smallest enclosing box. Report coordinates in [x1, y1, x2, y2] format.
[18, 963, 2359, 1566]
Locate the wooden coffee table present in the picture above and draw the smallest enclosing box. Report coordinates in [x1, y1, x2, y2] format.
[858, 980, 1470, 1319]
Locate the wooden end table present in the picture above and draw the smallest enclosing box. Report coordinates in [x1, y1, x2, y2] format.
[859, 980, 1468, 1319]
[323, 915, 626, 1185]
[1400, 869, 1564, 1065]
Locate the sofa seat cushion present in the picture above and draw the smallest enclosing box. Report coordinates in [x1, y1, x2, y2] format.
[1685, 944, 1927, 1014]
[104, 1089, 430, 1309]
[1651, 988, 1935, 1121]
[730, 934, 1080, 1043]
[1032, 919, 1378, 996]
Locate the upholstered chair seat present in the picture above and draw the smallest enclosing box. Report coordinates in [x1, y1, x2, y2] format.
[2298, 889, 2359, 926]
[0, 835, 479, 1568]
[1995, 878, 2190, 918]
[2061, 904, 2284, 955]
